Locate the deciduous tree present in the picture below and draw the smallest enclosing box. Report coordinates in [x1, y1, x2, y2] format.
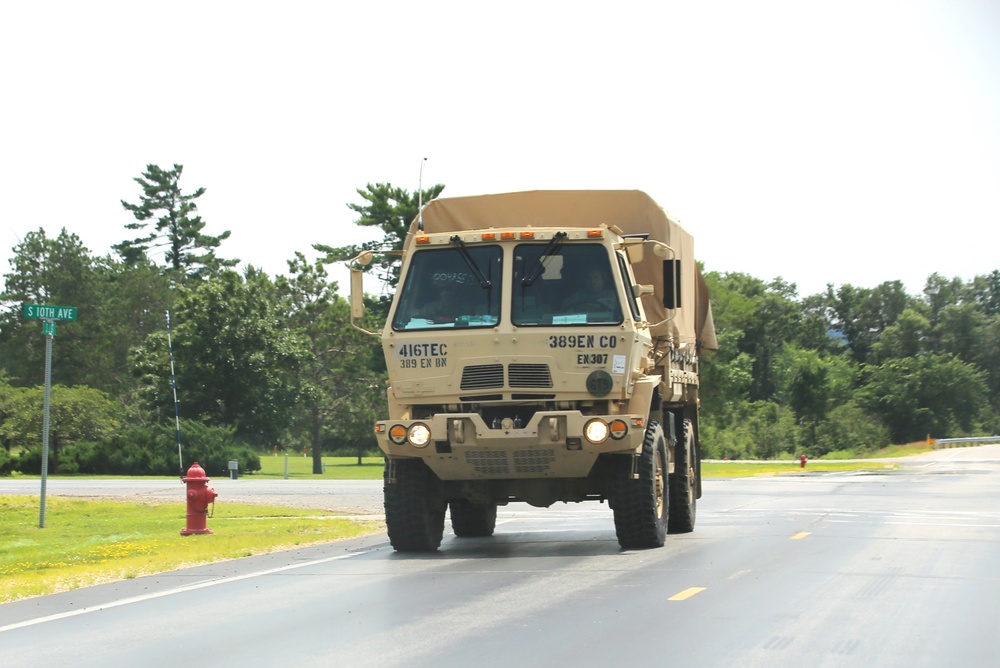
[276, 252, 385, 472]
[859, 354, 987, 443]
[0, 384, 121, 472]
[131, 268, 307, 444]
[0, 229, 100, 387]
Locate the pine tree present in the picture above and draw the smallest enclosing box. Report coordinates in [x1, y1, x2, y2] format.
[313, 182, 445, 289]
[115, 163, 237, 279]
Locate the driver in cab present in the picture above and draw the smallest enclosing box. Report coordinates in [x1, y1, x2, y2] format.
[416, 277, 464, 321]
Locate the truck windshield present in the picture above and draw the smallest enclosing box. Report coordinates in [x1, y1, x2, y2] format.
[512, 243, 623, 326]
[391, 246, 502, 331]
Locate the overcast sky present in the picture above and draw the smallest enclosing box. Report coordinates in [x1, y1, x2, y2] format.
[2, 0, 998, 299]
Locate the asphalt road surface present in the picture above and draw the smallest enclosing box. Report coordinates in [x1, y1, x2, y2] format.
[1, 446, 998, 667]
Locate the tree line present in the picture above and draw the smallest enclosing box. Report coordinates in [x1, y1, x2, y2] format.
[1, 166, 997, 475]
[700, 271, 1000, 458]
[0, 165, 404, 476]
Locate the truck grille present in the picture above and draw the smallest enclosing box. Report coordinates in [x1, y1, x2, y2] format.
[508, 364, 552, 388]
[465, 450, 509, 475]
[465, 449, 556, 475]
[513, 449, 556, 473]
[461, 364, 504, 390]
[460, 363, 553, 391]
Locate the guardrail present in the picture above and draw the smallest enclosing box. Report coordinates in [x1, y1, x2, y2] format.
[928, 435, 1000, 449]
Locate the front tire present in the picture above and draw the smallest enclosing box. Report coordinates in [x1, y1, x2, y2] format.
[610, 420, 669, 549]
[449, 499, 498, 537]
[384, 458, 446, 552]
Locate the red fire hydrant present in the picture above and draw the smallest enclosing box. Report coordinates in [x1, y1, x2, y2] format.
[800, 454, 808, 469]
[181, 462, 218, 535]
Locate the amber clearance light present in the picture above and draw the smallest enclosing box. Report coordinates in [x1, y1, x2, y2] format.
[388, 424, 408, 445]
[609, 419, 628, 440]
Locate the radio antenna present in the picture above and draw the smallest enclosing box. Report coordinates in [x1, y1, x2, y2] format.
[166, 311, 184, 477]
[418, 157, 427, 231]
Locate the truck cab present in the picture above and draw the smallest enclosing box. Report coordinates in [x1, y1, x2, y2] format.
[349, 190, 716, 551]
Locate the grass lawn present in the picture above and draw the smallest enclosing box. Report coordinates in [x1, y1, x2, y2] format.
[702, 460, 899, 477]
[255, 455, 384, 479]
[0, 495, 382, 604]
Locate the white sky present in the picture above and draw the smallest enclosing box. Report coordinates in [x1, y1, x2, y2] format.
[2, 0, 998, 299]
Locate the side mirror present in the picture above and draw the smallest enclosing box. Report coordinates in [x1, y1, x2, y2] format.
[346, 253, 380, 337]
[663, 260, 681, 309]
[350, 269, 366, 320]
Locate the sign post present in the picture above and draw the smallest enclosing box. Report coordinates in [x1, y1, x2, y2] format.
[23, 304, 77, 528]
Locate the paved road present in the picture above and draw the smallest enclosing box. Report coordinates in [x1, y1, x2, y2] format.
[3, 445, 993, 514]
[1, 446, 999, 667]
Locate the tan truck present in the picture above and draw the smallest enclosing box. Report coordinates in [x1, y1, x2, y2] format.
[349, 190, 717, 551]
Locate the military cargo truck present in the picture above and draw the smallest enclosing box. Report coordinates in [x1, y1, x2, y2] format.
[349, 190, 716, 551]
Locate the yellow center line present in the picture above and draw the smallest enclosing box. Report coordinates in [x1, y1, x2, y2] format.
[668, 587, 707, 601]
[790, 532, 812, 540]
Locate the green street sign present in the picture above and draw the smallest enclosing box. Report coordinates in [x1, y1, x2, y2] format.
[43, 321, 57, 336]
[23, 304, 77, 321]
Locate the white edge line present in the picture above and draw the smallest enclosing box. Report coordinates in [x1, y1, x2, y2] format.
[0, 548, 375, 634]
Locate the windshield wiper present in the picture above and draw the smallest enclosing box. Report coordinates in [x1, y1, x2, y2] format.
[449, 236, 491, 288]
[521, 231, 567, 286]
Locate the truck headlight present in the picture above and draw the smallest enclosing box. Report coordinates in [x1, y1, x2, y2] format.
[584, 419, 609, 444]
[408, 423, 431, 447]
[609, 419, 628, 440]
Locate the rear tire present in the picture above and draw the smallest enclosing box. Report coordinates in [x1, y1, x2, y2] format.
[610, 420, 668, 549]
[668, 419, 697, 534]
[384, 458, 446, 552]
[449, 499, 498, 537]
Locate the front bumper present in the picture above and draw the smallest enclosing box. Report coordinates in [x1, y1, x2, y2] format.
[375, 411, 644, 480]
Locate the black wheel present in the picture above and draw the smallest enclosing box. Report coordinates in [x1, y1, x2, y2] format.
[610, 420, 668, 549]
[449, 499, 498, 537]
[668, 419, 697, 534]
[384, 458, 446, 552]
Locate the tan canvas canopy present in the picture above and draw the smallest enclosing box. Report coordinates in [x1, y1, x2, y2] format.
[411, 190, 717, 351]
